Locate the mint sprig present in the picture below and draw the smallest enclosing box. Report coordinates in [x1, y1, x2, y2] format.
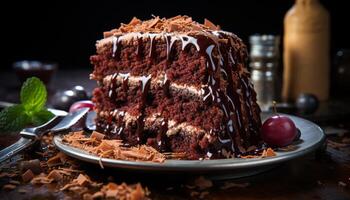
[0, 77, 54, 133]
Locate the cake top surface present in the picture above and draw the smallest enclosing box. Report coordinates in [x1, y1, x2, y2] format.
[103, 15, 221, 38]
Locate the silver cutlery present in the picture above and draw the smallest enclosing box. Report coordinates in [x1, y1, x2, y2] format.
[0, 107, 90, 163]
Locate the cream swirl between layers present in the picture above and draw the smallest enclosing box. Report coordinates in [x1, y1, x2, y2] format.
[97, 109, 208, 137]
[102, 73, 205, 98]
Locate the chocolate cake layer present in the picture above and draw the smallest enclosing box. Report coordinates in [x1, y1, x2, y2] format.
[90, 16, 262, 159]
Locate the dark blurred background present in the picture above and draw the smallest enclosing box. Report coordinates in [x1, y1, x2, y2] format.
[1, 0, 349, 70]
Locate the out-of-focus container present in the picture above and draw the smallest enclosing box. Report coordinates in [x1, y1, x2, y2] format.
[13, 60, 57, 85]
[249, 35, 280, 111]
[283, 0, 330, 102]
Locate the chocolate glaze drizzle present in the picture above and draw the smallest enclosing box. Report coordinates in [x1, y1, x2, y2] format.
[105, 31, 261, 157]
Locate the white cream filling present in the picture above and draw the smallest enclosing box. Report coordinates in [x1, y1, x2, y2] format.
[103, 73, 204, 97]
[98, 110, 206, 137]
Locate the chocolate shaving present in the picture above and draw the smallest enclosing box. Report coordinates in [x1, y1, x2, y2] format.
[31, 174, 54, 185]
[240, 148, 276, 159]
[47, 170, 63, 182]
[20, 159, 42, 174]
[147, 16, 160, 29]
[129, 17, 141, 26]
[220, 182, 250, 189]
[62, 131, 166, 163]
[98, 182, 146, 200]
[204, 18, 219, 30]
[18, 188, 27, 194]
[262, 148, 276, 157]
[92, 191, 104, 199]
[194, 176, 213, 190]
[47, 152, 67, 167]
[0, 171, 19, 178]
[2, 184, 16, 190]
[75, 174, 90, 186]
[9, 180, 20, 185]
[22, 169, 35, 182]
[103, 15, 222, 37]
[90, 131, 105, 141]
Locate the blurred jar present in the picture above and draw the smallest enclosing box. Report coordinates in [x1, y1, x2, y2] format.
[13, 60, 57, 85]
[249, 35, 280, 111]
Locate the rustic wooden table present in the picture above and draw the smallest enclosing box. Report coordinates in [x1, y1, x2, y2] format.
[0, 70, 349, 200]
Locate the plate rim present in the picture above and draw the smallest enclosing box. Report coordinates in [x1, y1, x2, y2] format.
[53, 113, 326, 172]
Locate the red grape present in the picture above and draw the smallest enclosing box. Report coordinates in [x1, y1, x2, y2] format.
[261, 115, 297, 147]
[69, 100, 94, 113]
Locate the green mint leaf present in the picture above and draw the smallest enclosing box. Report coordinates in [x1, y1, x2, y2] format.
[0, 105, 29, 133]
[20, 77, 47, 112]
[31, 108, 54, 126]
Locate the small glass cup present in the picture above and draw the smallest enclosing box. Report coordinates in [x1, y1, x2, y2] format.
[12, 60, 57, 85]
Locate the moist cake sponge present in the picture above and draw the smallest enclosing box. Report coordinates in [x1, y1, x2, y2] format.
[90, 16, 262, 159]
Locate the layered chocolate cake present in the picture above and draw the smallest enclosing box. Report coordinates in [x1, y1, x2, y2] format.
[90, 16, 262, 159]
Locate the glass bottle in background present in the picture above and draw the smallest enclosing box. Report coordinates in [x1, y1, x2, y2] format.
[249, 35, 281, 111]
[283, 0, 330, 102]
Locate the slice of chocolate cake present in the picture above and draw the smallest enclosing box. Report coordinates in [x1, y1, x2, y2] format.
[90, 16, 262, 159]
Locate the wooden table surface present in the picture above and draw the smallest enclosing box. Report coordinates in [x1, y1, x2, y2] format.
[0, 70, 349, 200]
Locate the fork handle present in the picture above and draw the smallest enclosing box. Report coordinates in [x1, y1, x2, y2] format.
[20, 115, 63, 140]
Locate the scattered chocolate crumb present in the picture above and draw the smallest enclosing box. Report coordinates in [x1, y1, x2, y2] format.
[19, 159, 42, 174]
[90, 131, 106, 141]
[47, 152, 67, 167]
[199, 191, 210, 199]
[328, 140, 350, 149]
[194, 176, 213, 190]
[130, 184, 146, 200]
[94, 182, 147, 200]
[63, 131, 166, 163]
[47, 170, 63, 182]
[59, 182, 77, 191]
[204, 18, 219, 30]
[262, 148, 276, 157]
[18, 188, 27, 194]
[0, 131, 149, 200]
[105, 189, 118, 199]
[0, 172, 11, 178]
[241, 148, 276, 159]
[82, 193, 93, 200]
[0, 171, 18, 178]
[9, 180, 20, 185]
[68, 185, 88, 194]
[338, 181, 347, 187]
[190, 191, 200, 197]
[22, 169, 35, 182]
[92, 191, 104, 199]
[129, 17, 141, 26]
[75, 174, 90, 186]
[2, 184, 16, 190]
[220, 182, 250, 190]
[30, 173, 54, 185]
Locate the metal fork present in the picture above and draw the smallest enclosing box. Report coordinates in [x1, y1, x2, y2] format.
[0, 107, 90, 163]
